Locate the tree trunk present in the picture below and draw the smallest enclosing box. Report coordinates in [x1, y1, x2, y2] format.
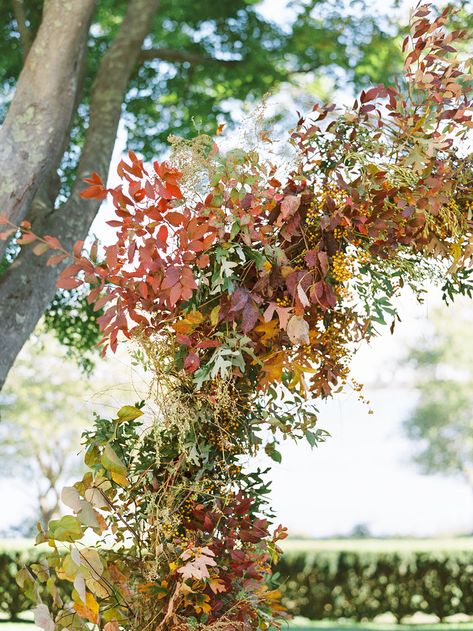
[0, 0, 96, 259]
[0, 0, 160, 390]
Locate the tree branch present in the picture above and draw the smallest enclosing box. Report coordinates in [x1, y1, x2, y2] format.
[138, 47, 241, 66]
[0, 0, 96, 259]
[0, 0, 160, 390]
[11, 0, 32, 60]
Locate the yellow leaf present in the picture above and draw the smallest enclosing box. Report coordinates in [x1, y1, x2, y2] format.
[194, 594, 211, 615]
[111, 471, 129, 487]
[73, 591, 99, 624]
[173, 310, 204, 334]
[86, 577, 110, 599]
[288, 362, 318, 393]
[254, 318, 279, 342]
[58, 553, 80, 581]
[210, 305, 220, 326]
[101, 445, 127, 477]
[80, 548, 104, 580]
[260, 352, 284, 385]
[115, 405, 143, 423]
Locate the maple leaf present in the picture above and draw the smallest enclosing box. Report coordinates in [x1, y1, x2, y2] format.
[263, 302, 292, 330]
[288, 362, 318, 393]
[208, 576, 227, 594]
[177, 547, 216, 580]
[254, 318, 279, 342]
[260, 352, 284, 385]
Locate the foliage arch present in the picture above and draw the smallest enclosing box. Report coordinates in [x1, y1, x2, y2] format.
[4, 5, 473, 630]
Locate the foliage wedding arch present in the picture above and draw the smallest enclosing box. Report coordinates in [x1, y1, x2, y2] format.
[2, 4, 473, 630]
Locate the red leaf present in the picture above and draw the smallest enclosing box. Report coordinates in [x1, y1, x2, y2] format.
[16, 232, 37, 245]
[161, 267, 181, 290]
[242, 301, 259, 333]
[46, 253, 68, 266]
[32, 242, 49, 256]
[180, 267, 197, 290]
[93, 294, 110, 312]
[157, 225, 168, 244]
[43, 235, 63, 250]
[80, 185, 107, 200]
[196, 339, 221, 349]
[165, 211, 185, 226]
[57, 274, 82, 290]
[169, 282, 182, 307]
[56, 264, 82, 289]
[196, 254, 210, 268]
[184, 352, 200, 374]
[73, 240, 84, 258]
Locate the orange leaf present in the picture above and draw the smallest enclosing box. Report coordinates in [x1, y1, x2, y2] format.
[47, 253, 68, 266]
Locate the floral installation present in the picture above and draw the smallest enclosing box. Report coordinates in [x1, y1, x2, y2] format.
[3, 4, 473, 630]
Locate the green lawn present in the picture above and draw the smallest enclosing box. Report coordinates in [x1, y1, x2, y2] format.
[4, 536, 473, 555]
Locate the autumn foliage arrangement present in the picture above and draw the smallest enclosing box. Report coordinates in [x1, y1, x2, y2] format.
[3, 4, 473, 630]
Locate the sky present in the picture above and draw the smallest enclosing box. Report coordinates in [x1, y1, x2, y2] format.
[267, 292, 473, 538]
[1, 0, 473, 539]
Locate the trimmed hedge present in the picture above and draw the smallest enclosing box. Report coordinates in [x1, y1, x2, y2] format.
[0, 547, 46, 620]
[277, 550, 473, 622]
[1, 541, 473, 622]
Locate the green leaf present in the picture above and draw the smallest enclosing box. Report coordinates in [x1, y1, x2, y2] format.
[48, 515, 84, 542]
[101, 444, 127, 476]
[265, 442, 282, 464]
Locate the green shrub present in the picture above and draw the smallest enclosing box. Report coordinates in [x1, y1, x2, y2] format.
[1, 540, 473, 622]
[0, 547, 45, 620]
[276, 549, 473, 622]
[0, 541, 71, 621]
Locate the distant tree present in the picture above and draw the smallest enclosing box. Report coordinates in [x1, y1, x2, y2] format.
[350, 523, 372, 539]
[0, 333, 135, 526]
[404, 300, 473, 491]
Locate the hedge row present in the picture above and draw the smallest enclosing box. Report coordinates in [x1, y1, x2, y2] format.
[0, 547, 45, 620]
[276, 550, 473, 622]
[2, 544, 473, 621]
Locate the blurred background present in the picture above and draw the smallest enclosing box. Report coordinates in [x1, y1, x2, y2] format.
[1, 0, 473, 629]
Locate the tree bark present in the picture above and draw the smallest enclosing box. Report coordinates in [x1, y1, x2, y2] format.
[0, 0, 96, 259]
[0, 0, 160, 390]
[11, 0, 32, 60]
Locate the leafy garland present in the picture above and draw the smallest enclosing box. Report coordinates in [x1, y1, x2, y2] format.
[3, 5, 473, 630]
